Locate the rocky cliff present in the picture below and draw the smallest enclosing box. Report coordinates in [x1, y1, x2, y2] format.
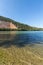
[0, 20, 17, 29]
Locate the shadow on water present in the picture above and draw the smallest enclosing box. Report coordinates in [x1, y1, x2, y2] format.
[0, 31, 43, 48]
[0, 33, 31, 48]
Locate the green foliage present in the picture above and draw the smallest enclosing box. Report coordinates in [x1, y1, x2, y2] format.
[0, 16, 43, 31]
[0, 28, 18, 31]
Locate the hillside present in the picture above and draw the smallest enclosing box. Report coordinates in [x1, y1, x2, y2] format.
[0, 16, 43, 31]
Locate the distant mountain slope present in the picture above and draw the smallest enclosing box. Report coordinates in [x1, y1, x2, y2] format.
[0, 16, 43, 31]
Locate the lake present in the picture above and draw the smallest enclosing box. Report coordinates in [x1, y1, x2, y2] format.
[0, 31, 43, 47]
[0, 31, 43, 65]
[0, 31, 43, 44]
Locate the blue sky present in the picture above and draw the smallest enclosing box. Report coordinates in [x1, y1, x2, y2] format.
[0, 0, 43, 28]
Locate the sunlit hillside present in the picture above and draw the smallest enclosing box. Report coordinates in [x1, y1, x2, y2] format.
[0, 16, 43, 31]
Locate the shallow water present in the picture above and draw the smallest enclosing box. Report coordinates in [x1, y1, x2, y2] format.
[0, 31, 43, 65]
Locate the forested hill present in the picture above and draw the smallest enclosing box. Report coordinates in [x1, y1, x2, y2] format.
[0, 16, 43, 31]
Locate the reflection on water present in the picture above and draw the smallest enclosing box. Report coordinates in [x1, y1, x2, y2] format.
[0, 31, 43, 47]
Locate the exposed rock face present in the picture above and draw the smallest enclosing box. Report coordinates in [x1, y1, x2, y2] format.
[10, 22, 17, 29]
[0, 21, 17, 29]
